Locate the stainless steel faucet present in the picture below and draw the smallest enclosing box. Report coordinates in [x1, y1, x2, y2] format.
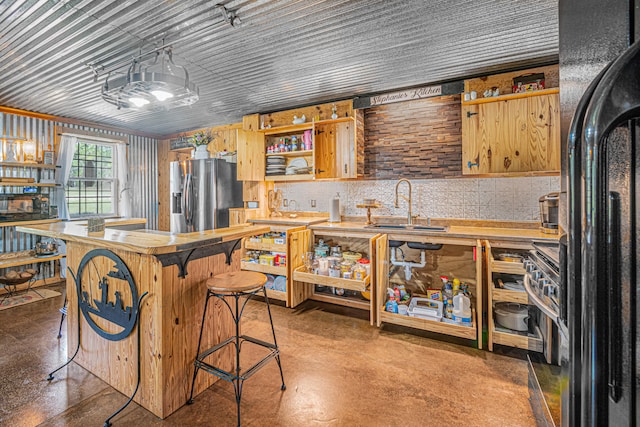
[394, 178, 413, 225]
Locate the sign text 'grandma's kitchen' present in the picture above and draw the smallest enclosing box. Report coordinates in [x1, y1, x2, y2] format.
[370, 85, 442, 106]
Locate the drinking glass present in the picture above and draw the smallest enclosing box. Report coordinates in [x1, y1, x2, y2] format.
[303, 252, 315, 272]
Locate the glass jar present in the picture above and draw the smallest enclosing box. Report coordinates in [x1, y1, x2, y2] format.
[357, 258, 370, 277]
[353, 263, 366, 281]
[340, 259, 354, 277]
[314, 239, 329, 257]
[328, 260, 341, 278]
[330, 245, 342, 258]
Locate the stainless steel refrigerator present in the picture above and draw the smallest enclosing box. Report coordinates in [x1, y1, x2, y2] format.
[170, 158, 243, 233]
[561, 2, 639, 425]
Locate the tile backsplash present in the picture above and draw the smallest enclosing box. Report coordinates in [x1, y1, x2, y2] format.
[275, 176, 560, 222]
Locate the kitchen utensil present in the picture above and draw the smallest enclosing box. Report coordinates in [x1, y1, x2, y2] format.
[538, 192, 559, 233]
[503, 280, 525, 291]
[268, 189, 283, 217]
[497, 253, 523, 263]
[34, 241, 57, 256]
[289, 158, 307, 169]
[408, 297, 443, 321]
[494, 302, 529, 331]
[302, 130, 312, 150]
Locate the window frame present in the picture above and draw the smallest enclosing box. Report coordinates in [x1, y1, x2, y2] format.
[65, 138, 119, 220]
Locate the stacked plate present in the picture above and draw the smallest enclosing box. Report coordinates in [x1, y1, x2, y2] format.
[266, 156, 286, 176]
[284, 158, 311, 175]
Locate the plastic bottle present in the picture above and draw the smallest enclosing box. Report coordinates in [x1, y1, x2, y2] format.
[329, 192, 341, 222]
[453, 293, 472, 323]
[385, 297, 397, 313]
[452, 278, 461, 295]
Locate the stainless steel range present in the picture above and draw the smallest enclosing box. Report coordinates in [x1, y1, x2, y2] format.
[524, 239, 567, 427]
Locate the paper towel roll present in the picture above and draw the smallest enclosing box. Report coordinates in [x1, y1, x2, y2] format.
[329, 195, 341, 222]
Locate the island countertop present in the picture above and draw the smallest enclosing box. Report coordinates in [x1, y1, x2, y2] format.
[16, 222, 270, 255]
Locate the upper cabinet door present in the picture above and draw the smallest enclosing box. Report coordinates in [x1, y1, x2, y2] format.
[462, 91, 560, 175]
[527, 93, 560, 172]
[237, 114, 266, 181]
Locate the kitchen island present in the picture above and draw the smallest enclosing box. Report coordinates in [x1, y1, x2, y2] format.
[16, 222, 270, 419]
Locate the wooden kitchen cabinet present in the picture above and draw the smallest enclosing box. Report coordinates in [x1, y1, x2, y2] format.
[461, 89, 560, 175]
[485, 240, 548, 360]
[290, 228, 382, 324]
[376, 233, 483, 347]
[262, 117, 360, 181]
[239, 225, 306, 307]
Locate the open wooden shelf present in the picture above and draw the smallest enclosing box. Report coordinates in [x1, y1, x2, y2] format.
[461, 88, 559, 106]
[265, 288, 287, 302]
[490, 259, 526, 275]
[0, 162, 57, 169]
[0, 182, 56, 187]
[379, 308, 477, 340]
[0, 218, 60, 228]
[266, 150, 312, 157]
[265, 173, 314, 182]
[244, 241, 287, 252]
[492, 285, 529, 304]
[293, 266, 369, 292]
[0, 273, 64, 295]
[0, 253, 64, 270]
[310, 288, 370, 310]
[240, 261, 286, 276]
[492, 320, 543, 352]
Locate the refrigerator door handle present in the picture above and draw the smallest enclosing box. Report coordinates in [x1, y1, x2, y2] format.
[607, 192, 622, 403]
[183, 173, 194, 225]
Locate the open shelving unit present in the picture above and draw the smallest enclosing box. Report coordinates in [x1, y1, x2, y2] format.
[289, 228, 381, 324]
[240, 224, 306, 307]
[375, 234, 484, 348]
[486, 240, 547, 356]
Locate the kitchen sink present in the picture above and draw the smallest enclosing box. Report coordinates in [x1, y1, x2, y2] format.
[365, 223, 449, 232]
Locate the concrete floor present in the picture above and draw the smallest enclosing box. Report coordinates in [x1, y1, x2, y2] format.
[0, 284, 536, 427]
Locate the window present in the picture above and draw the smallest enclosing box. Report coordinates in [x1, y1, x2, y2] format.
[66, 140, 117, 218]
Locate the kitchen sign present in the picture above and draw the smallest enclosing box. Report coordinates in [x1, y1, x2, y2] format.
[371, 85, 442, 105]
[353, 80, 463, 109]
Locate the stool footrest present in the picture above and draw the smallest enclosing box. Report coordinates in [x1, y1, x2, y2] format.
[195, 348, 280, 383]
[195, 334, 280, 383]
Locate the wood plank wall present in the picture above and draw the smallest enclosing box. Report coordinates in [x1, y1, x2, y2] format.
[363, 94, 462, 179]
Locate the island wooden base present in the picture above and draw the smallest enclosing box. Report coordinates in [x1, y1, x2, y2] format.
[65, 241, 237, 419]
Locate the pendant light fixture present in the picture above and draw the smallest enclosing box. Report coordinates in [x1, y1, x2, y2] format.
[101, 47, 199, 111]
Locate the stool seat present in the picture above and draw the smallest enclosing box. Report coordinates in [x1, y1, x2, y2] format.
[206, 271, 267, 294]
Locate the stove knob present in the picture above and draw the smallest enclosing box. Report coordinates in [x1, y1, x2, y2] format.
[524, 260, 535, 273]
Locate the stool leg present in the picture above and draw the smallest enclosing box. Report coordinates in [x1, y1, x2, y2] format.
[234, 293, 242, 427]
[57, 296, 67, 339]
[187, 291, 212, 404]
[263, 288, 286, 391]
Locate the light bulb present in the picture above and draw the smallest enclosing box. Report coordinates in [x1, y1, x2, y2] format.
[129, 97, 150, 107]
[150, 90, 174, 101]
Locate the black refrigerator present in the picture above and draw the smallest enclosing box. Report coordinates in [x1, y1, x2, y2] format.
[560, 1, 639, 425]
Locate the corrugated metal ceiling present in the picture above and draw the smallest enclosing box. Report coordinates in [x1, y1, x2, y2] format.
[0, 0, 558, 136]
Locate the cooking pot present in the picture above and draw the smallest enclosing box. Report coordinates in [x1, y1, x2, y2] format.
[494, 302, 529, 332]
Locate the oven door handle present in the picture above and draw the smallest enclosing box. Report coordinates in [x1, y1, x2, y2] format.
[524, 273, 560, 324]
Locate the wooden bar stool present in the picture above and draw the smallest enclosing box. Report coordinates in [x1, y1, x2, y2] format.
[187, 271, 285, 427]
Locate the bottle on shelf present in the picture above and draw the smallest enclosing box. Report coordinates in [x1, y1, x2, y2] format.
[453, 292, 472, 323]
